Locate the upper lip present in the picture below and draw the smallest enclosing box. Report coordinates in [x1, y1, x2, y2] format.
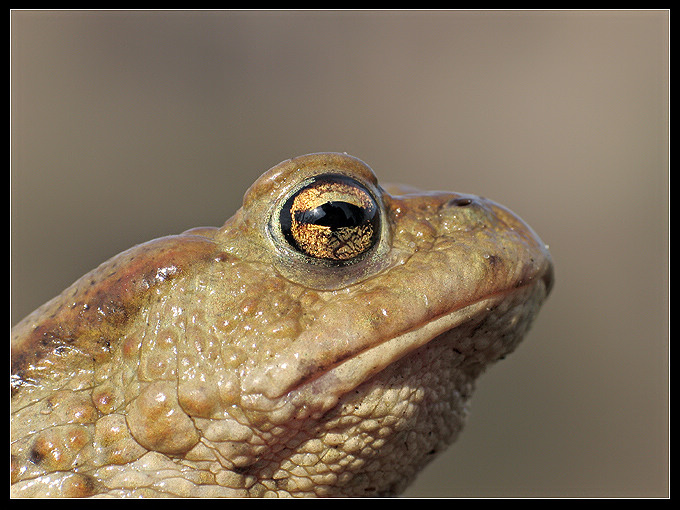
[281, 275, 551, 409]
[243, 257, 553, 406]
[542, 261, 555, 295]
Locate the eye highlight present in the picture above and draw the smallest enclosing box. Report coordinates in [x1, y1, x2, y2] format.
[280, 175, 379, 262]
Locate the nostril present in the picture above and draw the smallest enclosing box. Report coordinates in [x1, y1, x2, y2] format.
[447, 197, 473, 207]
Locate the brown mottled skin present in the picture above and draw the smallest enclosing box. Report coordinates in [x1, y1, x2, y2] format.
[10, 153, 553, 497]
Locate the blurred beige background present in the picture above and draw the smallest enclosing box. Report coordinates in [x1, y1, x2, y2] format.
[11, 10, 668, 497]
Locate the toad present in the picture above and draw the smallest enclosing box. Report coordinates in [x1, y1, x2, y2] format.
[10, 152, 553, 497]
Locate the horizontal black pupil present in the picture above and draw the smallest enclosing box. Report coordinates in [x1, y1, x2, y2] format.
[296, 201, 370, 228]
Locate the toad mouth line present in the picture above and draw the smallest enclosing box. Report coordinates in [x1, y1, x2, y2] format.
[281, 277, 550, 405]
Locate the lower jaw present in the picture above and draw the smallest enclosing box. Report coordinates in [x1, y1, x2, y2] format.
[310, 283, 547, 496]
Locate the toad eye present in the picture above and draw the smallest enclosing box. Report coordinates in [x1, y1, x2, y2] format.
[279, 175, 380, 262]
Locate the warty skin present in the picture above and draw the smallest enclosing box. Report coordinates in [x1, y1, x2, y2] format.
[11, 152, 553, 497]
